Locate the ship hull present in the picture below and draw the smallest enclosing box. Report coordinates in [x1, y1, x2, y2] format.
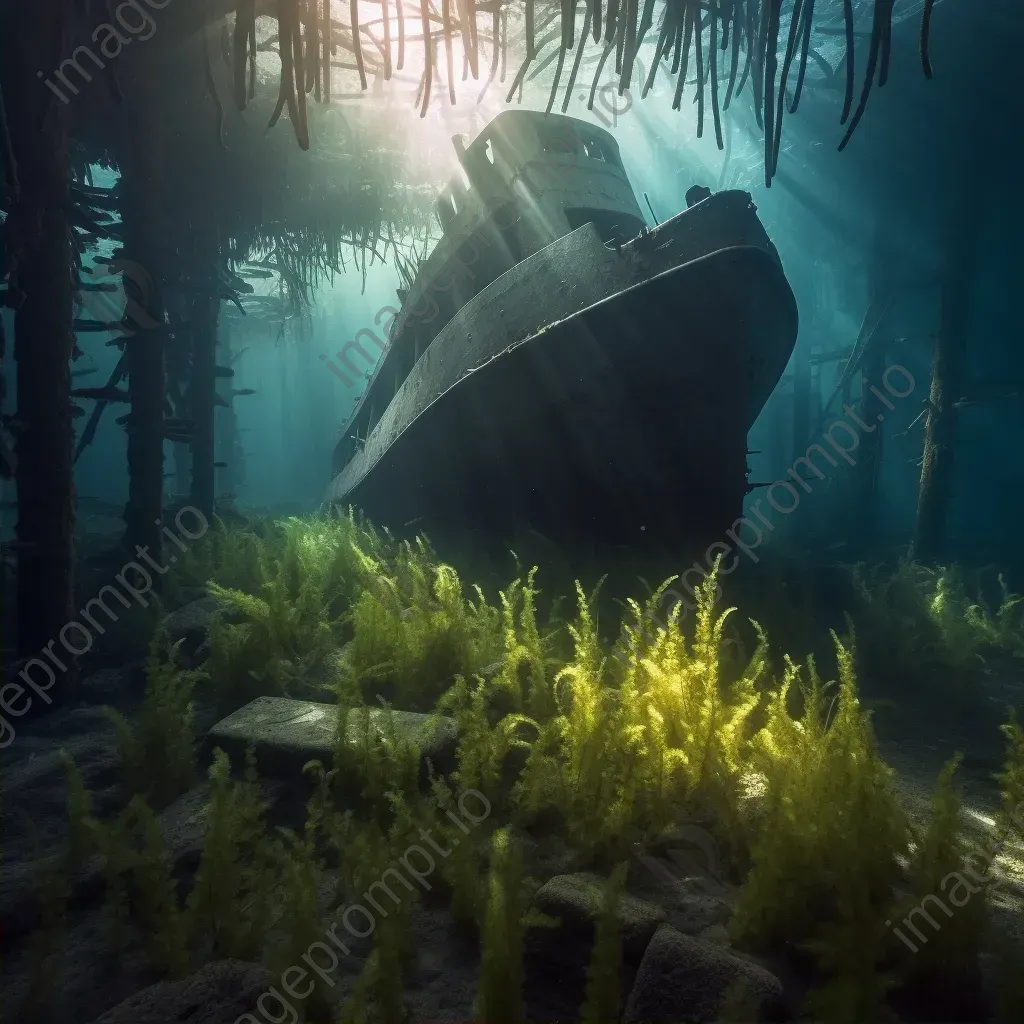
[327, 206, 798, 555]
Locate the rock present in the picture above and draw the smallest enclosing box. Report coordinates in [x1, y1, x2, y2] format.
[79, 666, 137, 705]
[523, 873, 665, 1022]
[623, 924, 785, 1023]
[162, 594, 236, 656]
[88, 958, 273, 1024]
[530, 872, 666, 963]
[203, 696, 459, 783]
[2, 781, 216, 952]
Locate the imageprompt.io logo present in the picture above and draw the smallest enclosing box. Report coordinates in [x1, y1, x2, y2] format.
[634, 824, 729, 896]
[78, 259, 161, 337]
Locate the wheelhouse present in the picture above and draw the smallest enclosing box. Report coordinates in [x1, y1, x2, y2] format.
[332, 111, 648, 474]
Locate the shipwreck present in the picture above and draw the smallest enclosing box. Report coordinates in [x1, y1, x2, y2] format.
[326, 110, 798, 553]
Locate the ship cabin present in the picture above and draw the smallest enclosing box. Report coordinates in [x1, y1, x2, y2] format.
[333, 110, 648, 475]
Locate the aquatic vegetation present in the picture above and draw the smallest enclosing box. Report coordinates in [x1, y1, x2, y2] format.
[491, 567, 562, 722]
[475, 827, 528, 1024]
[996, 712, 1024, 836]
[343, 539, 505, 711]
[580, 862, 629, 1024]
[513, 565, 765, 860]
[21, 754, 95, 1013]
[206, 565, 341, 714]
[165, 513, 272, 601]
[106, 796, 191, 976]
[849, 560, 1024, 693]
[27, 509, 1024, 1024]
[186, 747, 275, 961]
[730, 634, 910, 967]
[265, 823, 334, 1022]
[104, 628, 198, 808]
[896, 755, 988, 1008]
[327, 703, 421, 822]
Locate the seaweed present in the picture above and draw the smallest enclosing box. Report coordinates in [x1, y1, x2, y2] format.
[849, 560, 1024, 697]
[186, 747, 276, 960]
[104, 626, 198, 807]
[580, 861, 628, 1024]
[513, 560, 764, 860]
[731, 631, 909, 992]
[475, 827, 527, 1024]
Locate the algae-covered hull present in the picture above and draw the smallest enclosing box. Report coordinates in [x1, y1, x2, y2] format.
[327, 193, 798, 552]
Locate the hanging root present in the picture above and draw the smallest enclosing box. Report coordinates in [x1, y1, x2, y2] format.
[381, 0, 392, 79]
[479, 3, 500, 103]
[562, 3, 593, 111]
[768, 0, 803, 181]
[233, 0, 255, 108]
[840, 0, 855, 123]
[396, 0, 406, 70]
[0, 83, 19, 202]
[323, 0, 331, 99]
[351, 0, 368, 90]
[204, 29, 228, 151]
[921, 0, 935, 78]
[789, 0, 816, 113]
[838, 0, 894, 152]
[419, 0, 433, 116]
[267, 0, 309, 149]
[442, 0, 457, 104]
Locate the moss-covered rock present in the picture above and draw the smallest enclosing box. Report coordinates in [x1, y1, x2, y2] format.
[88, 958, 273, 1024]
[530, 872, 666, 963]
[623, 924, 785, 1023]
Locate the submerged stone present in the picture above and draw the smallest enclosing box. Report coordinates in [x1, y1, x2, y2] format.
[203, 696, 458, 781]
[623, 923, 785, 1023]
[530, 871, 666, 962]
[89, 958, 273, 1024]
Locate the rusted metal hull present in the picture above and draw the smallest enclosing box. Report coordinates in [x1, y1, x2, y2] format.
[327, 202, 798, 552]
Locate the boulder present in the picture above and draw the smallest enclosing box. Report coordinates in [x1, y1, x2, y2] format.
[530, 872, 666, 962]
[89, 958, 273, 1024]
[2, 781, 215, 952]
[203, 696, 459, 782]
[523, 872, 666, 1022]
[162, 594, 237, 656]
[623, 924, 785, 1023]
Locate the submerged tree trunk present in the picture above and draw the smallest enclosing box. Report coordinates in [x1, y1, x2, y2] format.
[791, 357, 811, 457]
[911, 201, 979, 563]
[2, 8, 77, 663]
[216, 328, 241, 500]
[120, 104, 166, 563]
[190, 287, 219, 521]
[853, 336, 887, 554]
[852, 231, 892, 555]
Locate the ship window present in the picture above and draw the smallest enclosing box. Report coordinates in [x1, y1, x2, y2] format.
[581, 133, 616, 164]
[537, 123, 579, 158]
[483, 138, 495, 164]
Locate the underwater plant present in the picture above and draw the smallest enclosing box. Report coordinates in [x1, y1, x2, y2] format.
[475, 827, 528, 1024]
[104, 626, 199, 808]
[731, 631, 910, 1010]
[849, 560, 1024, 698]
[580, 862, 629, 1024]
[164, 512, 272, 602]
[186, 747, 276, 961]
[996, 711, 1024, 837]
[342, 541, 504, 711]
[892, 754, 989, 1018]
[513, 562, 765, 860]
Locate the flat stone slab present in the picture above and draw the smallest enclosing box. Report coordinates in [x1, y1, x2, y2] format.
[204, 696, 458, 782]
